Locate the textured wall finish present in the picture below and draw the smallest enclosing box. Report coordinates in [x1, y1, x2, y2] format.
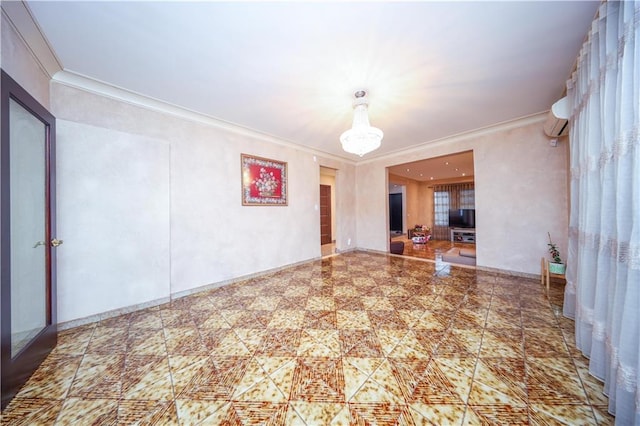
[50, 82, 357, 322]
[55, 121, 171, 322]
[0, 13, 51, 109]
[356, 116, 568, 275]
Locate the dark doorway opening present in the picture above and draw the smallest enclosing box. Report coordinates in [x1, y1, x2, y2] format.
[389, 193, 402, 233]
[319, 184, 332, 245]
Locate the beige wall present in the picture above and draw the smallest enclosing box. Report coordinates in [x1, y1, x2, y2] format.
[49, 82, 357, 322]
[357, 117, 569, 275]
[416, 182, 433, 229]
[1, 12, 51, 109]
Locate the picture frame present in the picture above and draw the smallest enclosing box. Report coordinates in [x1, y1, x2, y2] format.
[241, 154, 288, 206]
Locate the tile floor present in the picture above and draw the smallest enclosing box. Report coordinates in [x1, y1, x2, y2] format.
[391, 236, 466, 263]
[1, 251, 614, 425]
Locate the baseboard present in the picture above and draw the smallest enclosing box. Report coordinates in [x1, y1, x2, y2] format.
[58, 257, 319, 330]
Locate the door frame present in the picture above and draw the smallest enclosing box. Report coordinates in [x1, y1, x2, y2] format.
[319, 184, 332, 245]
[1, 69, 57, 409]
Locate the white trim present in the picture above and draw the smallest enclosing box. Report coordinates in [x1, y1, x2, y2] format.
[358, 113, 549, 165]
[58, 256, 320, 330]
[52, 70, 356, 165]
[1, 1, 62, 78]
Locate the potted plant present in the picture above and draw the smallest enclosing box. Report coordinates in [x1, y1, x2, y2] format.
[547, 232, 566, 274]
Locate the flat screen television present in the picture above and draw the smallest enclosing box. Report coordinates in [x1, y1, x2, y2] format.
[449, 209, 475, 228]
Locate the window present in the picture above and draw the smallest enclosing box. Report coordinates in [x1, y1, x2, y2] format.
[431, 183, 475, 240]
[434, 191, 449, 226]
[460, 189, 475, 209]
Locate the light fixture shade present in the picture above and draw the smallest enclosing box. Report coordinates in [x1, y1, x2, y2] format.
[340, 91, 383, 157]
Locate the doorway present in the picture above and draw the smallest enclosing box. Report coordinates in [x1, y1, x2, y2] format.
[1, 70, 58, 408]
[320, 184, 332, 245]
[320, 167, 336, 256]
[389, 193, 403, 233]
[387, 150, 475, 261]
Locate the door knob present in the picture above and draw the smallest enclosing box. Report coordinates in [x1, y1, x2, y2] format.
[50, 238, 63, 247]
[33, 241, 46, 248]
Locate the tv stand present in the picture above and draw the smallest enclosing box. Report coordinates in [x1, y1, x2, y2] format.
[450, 228, 476, 244]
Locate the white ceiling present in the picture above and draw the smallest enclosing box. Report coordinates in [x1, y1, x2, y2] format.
[23, 1, 599, 162]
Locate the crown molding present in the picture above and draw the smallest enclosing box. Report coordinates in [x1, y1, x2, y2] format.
[52, 69, 356, 166]
[1, 1, 62, 77]
[358, 112, 549, 165]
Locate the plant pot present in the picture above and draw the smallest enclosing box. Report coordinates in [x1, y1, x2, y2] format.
[548, 262, 566, 274]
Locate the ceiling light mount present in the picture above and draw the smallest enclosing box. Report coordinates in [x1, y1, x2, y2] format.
[340, 90, 383, 157]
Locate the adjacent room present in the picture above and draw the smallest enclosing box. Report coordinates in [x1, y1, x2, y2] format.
[2, 1, 638, 424]
[388, 151, 477, 266]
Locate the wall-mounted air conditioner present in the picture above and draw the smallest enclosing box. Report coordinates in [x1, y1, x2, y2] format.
[543, 96, 569, 137]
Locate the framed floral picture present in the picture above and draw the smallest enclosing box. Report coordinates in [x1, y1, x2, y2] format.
[241, 154, 288, 206]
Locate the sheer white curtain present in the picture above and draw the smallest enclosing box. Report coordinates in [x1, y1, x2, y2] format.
[562, 2, 639, 423]
[431, 183, 474, 240]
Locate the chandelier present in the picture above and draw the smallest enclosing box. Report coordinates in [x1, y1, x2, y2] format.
[340, 90, 384, 157]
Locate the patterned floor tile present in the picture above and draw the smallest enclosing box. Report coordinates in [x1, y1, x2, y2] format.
[529, 403, 597, 425]
[527, 357, 589, 404]
[159, 308, 196, 328]
[340, 330, 383, 358]
[465, 404, 529, 424]
[470, 357, 527, 406]
[1, 251, 610, 425]
[167, 355, 210, 398]
[297, 329, 341, 357]
[126, 328, 167, 355]
[369, 359, 406, 399]
[349, 376, 405, 404]
[121, 355, 173, 401]
[199, 328, 234, 351]
[336, 310, 371, 330]
[248, 296, 282, 311]
[437, 328, 482, 357]
[479, 328, 524, 358]
[388, 331, 430, 359]
[67, 354, 124, 399]
[287, 401, 350, 425]
[290, 357, 345, 402]
[350, 402, 415, 425]
[524, 327, 569, 357]
[303, 310, 337, 329]
[195, 311, 232, 329]
[54, 397, 118, 425]
[410, 402, 466, 425]
[118, 400, 179, 425]
[85, 326, 128, 354]
[451, 308, 487, 329]
[52, 324, 95, 356]
[13, 354, 82, 400]
[485, 307, 521, 330]
[174, 399, 229, 425]
[232, 373, 288, 403]
[268, 310, 305, 329]
[128, 310, 164, 330]
[411, 310, 451, 331]
[573, 356, 610, 406]
[1, 398, 64, 425]
[164, 326, 208, 355]
[256, 329, 301, 357]
[592, 405, 615, 425]
[410, 359, 472, 405]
